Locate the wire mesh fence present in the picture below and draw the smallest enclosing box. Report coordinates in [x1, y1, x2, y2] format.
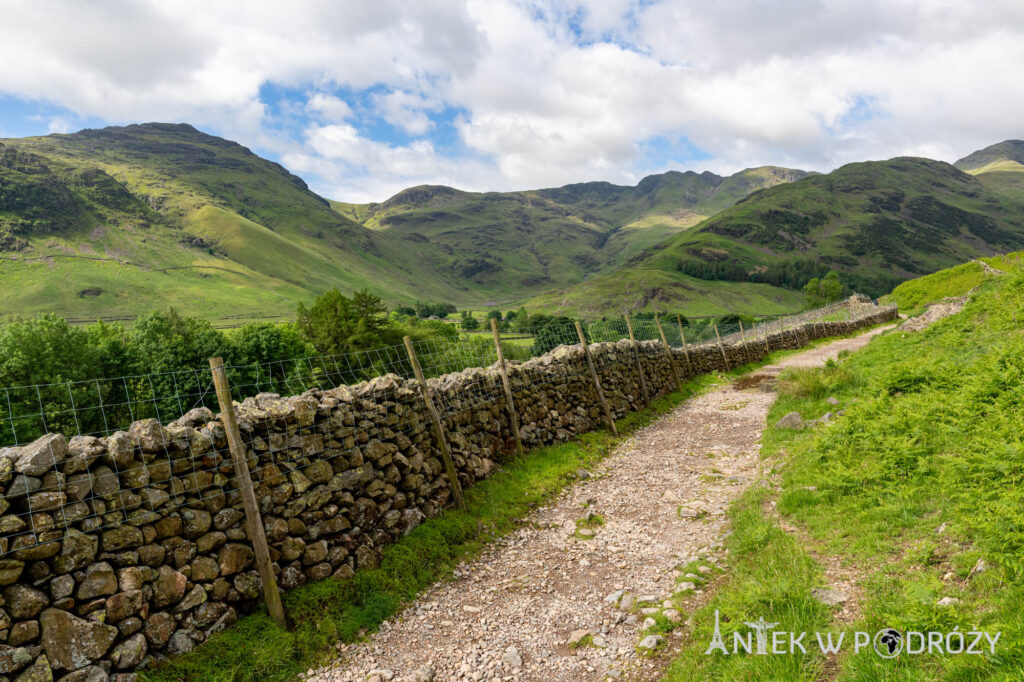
[0, 297, 895, 558]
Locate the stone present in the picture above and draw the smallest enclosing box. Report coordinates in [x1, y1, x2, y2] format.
[936, 596, 961, 607]
[39, 608, 118, 672]
[4, 585, 48, 619]
[77, 563, 117, 600]
[8, 620, 39, 646]
[619, 593, 634, 611]
[14, 434, 67, 477]
[567, 628, 590, 646]
[143, 612, 175, 647]
[642, 617, 657, 630]
[166, 629, 194, 655]
[174, 585, 207, 613]
[218, 544, 253, 576]
[500, 647, 522, 668]
[105, 590, 144, 624]
[0, 644, 34, 675]
[302, 540, 328, 566]
[233, 572, 261, 599]
[191, 556, 219, 582]
[180, 509, 212, 539]
[213, 508, 244, 531]
[811, 588, 849, 606]
[196, 532, 226, 554]
[826, 396, 840, 405]
[0, 559, 25, 585]
[117, 615, 143, 637]
[151, 566, 187, 608]
[406, 664, 435, 682]
[663, 609, 681, 623]
[129, 419, 170, 453]
[774, 411, 804, 429]
[109, 633, 147, 670]
[101, 527, 143, 552]
[638, 634, 665, 650]
[60, 665, 107, 682]
[105, 432, 134, 468]
[12, 653, 51, 681]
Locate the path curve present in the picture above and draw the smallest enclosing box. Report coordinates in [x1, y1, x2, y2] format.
[305, 325, 893, 682]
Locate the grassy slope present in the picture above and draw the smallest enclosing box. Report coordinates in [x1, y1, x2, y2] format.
[665, 262, 1024, 680]
[518, 268, 802, 318]
[651, 158, 1024, 292]
[332, 167, 806, 307]
[0, 124, 512, 320]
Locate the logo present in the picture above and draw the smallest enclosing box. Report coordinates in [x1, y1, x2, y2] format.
[704, 610, 1000, 658]
[873, 629, 902, 658]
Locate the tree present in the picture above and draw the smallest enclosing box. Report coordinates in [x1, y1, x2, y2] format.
[461, 312, 480, 331]
[296, 288, 398, 355]
[486, 310, 502, 321]
[394, 305, 416, 317]
[802, 271, 847, 308]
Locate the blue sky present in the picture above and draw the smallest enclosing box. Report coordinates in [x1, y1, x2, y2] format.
[1, 1, 1022, 202]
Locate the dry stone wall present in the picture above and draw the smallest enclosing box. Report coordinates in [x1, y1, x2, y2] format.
[0, 302, 896, 680]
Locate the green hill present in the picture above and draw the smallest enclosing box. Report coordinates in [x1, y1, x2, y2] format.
[331, 166, 806, 300]
[0, 123, 806, 321]
[532, 154, 1024, 314]
[954, 139, 1024, 204]
[0, 123, 466, 322]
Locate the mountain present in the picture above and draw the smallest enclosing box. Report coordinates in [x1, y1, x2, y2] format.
[525, 153, 1024, 315]
[0, 123, 806, 322]
[331, 166, 806, 299]
[954, 139, 1024, 203]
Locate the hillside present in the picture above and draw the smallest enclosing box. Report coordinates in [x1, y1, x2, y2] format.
[332, 166, 806, 299]
[955, 139, 1024, 204]
[529, 154, 1024, 313]
[0, 123, 806, 321]
[0, 123, 470, 322]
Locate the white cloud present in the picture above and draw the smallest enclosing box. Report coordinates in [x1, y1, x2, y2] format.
[0, 0, 1022, 200]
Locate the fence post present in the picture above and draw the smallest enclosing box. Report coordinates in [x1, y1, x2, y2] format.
[763, 320, 771, 355]
[575, 321, 618, 437]
[654, 314, 682, 390]
[490, 319, 525, 459]
[739, 320, 752, 364]
[713, 323, 730, 370]
[624, 315, 650, 403]
[403, 336, 466, 510]
[208, 357, 287, 627]
[676, 315, 694, 375]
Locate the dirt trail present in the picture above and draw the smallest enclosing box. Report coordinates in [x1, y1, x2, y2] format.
[306, 325, 894, 682]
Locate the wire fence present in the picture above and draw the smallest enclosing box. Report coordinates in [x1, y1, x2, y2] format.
[0, 297, 889, 558]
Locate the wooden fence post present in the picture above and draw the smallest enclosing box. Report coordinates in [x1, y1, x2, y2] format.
[624, 315, 650, 403]
[654, 314, 682, 390]
[763, 319, 771, 355]
[490, 319, 525, 459]
[739, 320, 752, 364]
[403, 337, 466, 510]
[575, 321, 618, 437]
[208, 357, 287, 627]
[676, 315, 694, 375]
[713, 322, 730, 370]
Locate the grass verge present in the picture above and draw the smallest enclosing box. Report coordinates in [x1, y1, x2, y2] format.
[663, 263, 1024, 680]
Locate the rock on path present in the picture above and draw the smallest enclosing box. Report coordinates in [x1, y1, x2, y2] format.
[303, 327, 891, 682]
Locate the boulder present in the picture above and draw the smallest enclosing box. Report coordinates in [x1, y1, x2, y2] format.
[774, 411, 805, 429]
[76, 563, 117, 600]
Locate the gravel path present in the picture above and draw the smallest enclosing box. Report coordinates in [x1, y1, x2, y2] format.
[304, 326, 893, 682]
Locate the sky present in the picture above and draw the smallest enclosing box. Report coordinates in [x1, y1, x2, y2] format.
[1, 0, 1023, 203]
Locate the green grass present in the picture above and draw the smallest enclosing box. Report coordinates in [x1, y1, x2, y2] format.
[664, 260, 1024, 680]
[517, 268, 803, 318]
[883, 249, 1024, 314]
